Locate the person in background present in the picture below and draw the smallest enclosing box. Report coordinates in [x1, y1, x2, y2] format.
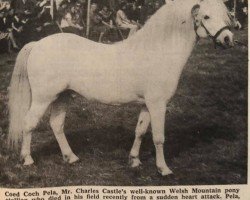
[60, 5, 83, 35]
[77, 0, 87, 24]
[99, 5, 112, 24]
[0, 2, 19, 52]
[89, 3, 112, 43]
[15, 0, 36, 17]
[15, 0, 40, 45]
[35, 0, 59, 38]
[116, 2, 139, 37]
[0, 0, 8, 11]
[58, 0, 78, 23]
[73, 1, 85, 29]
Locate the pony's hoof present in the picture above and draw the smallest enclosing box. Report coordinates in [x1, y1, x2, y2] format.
[69, 154, 79, 164]
[63, 153, 79, 164]
[23, 155, 34, 166]
[158, 167, 173, 176]
[129, 156, 142, 168]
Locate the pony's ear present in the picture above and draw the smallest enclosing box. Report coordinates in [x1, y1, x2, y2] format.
[191, 4, 200, 18]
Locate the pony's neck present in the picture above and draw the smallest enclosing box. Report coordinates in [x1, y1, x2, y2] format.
[123, 0, 198, 54]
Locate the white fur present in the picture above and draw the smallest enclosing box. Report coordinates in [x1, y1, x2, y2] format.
[8, 0, 232, 175]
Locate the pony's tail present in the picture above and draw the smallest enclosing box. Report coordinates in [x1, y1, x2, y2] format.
[8, 42, 35, 149]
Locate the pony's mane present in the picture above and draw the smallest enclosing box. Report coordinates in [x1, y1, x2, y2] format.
[122, 0, 231, 51]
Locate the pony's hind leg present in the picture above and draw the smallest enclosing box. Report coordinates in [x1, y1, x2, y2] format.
[21, 101, 51, 165]
[129, 107, 150, 168]
[49, 94, 79, 164]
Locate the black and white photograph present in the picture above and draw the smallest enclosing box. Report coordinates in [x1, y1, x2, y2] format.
[0, 0, 248, 191]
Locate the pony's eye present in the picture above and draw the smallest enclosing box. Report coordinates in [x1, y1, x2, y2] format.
[204, 15, 210, 20]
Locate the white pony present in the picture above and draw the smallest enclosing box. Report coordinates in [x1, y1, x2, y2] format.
[8, 0, 233, 176]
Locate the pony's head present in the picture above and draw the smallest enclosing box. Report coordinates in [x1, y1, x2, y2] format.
[191, 0, 234, 48]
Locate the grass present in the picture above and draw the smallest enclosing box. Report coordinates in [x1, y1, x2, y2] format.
[0, 29, 248, 187]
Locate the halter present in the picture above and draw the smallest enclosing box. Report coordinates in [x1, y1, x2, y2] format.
[194, 20, 230, 48]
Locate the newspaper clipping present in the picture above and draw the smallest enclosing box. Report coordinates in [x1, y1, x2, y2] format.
[0, 0, 249, 199]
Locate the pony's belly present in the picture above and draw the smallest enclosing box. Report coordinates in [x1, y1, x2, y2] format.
[78, 89, 143, 105]
[70, 82, 144, 105]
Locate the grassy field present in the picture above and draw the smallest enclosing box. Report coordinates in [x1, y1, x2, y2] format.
[0, 29, 248, 187]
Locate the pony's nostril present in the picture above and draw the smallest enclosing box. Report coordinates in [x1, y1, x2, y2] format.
[224, 36, 230, 44]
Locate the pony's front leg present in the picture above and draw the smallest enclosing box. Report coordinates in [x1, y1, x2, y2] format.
[146, 100, 173, 176]
[129, 107, 150, 168]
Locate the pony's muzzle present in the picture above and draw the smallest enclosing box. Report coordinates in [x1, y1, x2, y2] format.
[216, 30, 234, 48]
